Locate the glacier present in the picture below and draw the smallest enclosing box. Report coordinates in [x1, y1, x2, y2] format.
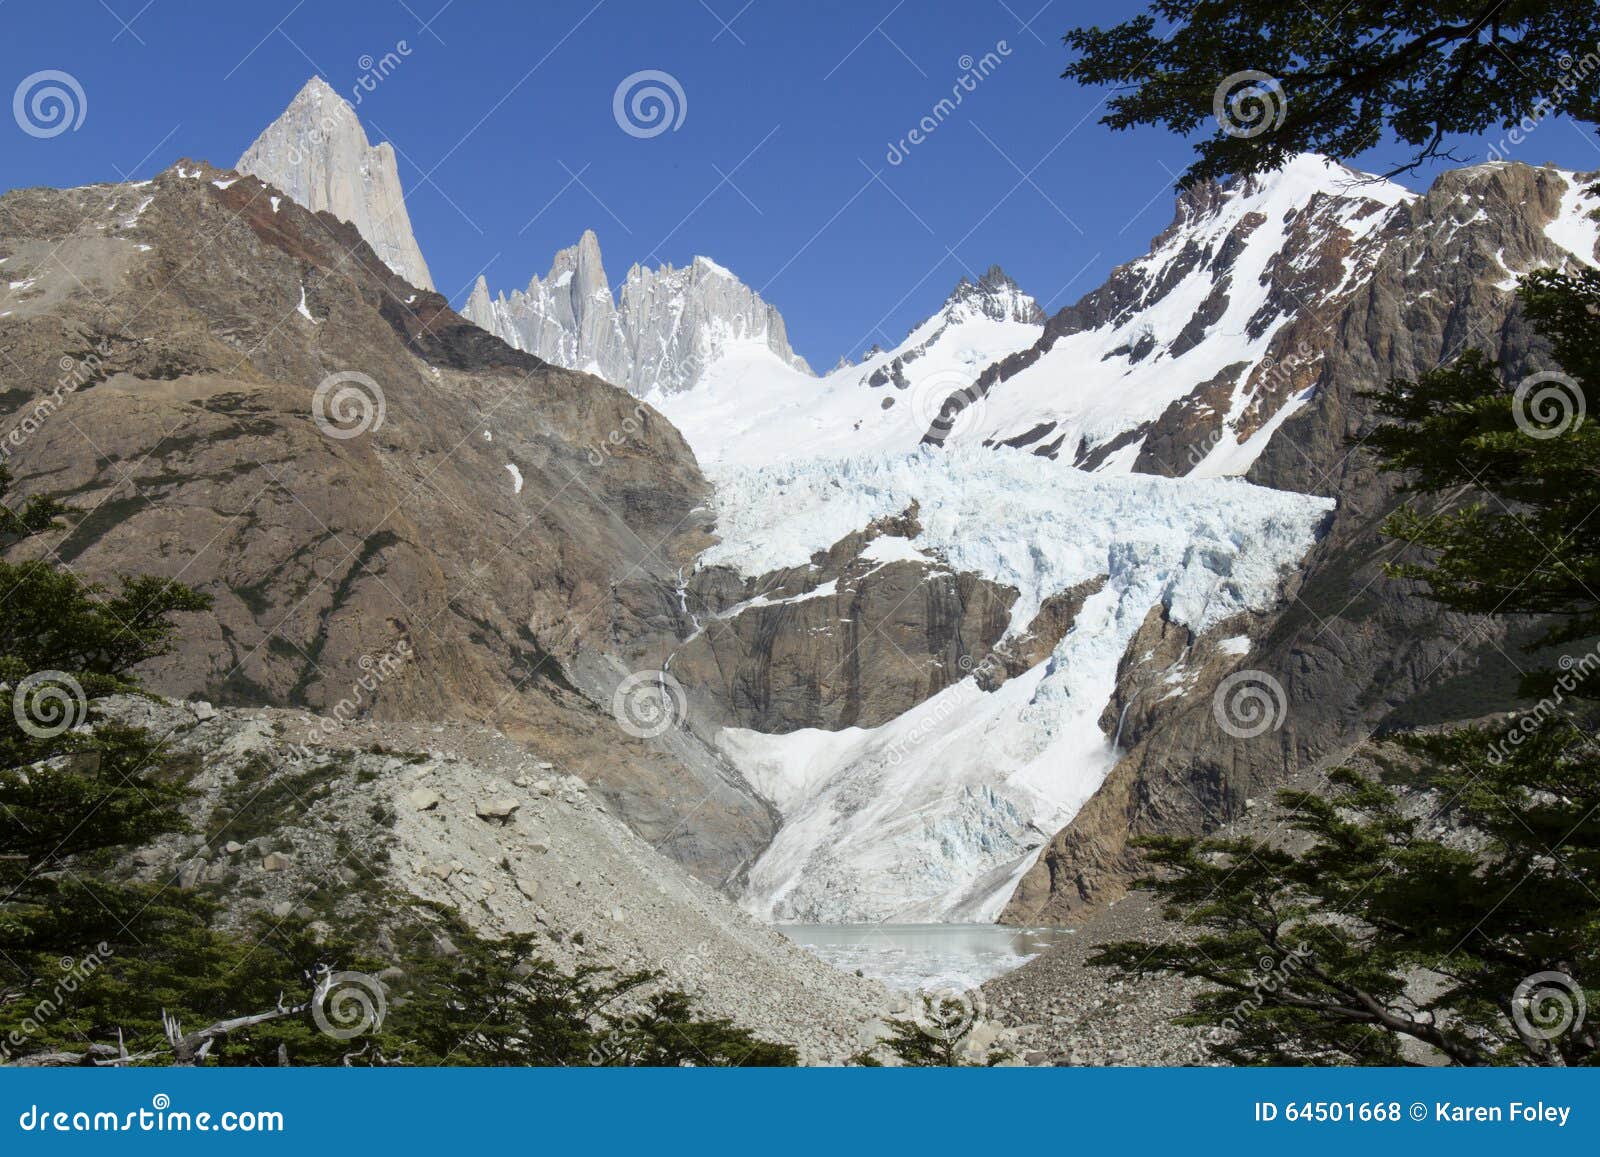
[702, 447, 1334, 922]
[641, 173, 1366, 922]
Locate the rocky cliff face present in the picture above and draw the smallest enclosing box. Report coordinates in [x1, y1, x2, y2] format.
[237, 77, 435, 292]
[1001, 160, 1600, 923]
[671, 507, 1020, 734]
[10, 129, 1591, 937]
[0, 160, 774, 887]
[463, 232, 812, 396]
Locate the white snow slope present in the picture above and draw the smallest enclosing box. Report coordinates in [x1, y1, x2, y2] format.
[653, 272, 1043, 467]
[954, 155, 1415, 474]
[702, 448, 1333, 923]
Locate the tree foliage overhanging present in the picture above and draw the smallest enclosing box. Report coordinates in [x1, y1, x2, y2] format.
[1064, 2, 1600, 182]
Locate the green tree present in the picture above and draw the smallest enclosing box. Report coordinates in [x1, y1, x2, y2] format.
[1088, 270, 1600, 1065]
[391, 920, 797, 1066]
[0, 469, 346, 1065]
[1, 466, 205, 970]
[1064, 2, 1600, 182]
[852, 992, 1011, 1067]
[1369, 267, 1600, 662]
[0, 475, 800, 1067]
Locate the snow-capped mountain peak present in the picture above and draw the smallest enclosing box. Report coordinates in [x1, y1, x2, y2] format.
[463, 232, 812, 395]
[943, 264, 1045, 326]
[651, 263, 1048, 469]
[915, 152, 1418, 474]
[237, 76, 435, 291]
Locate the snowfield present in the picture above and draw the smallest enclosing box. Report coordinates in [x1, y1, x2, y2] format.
[652, 287, 1043, 468]
[700, 447, 1334, 923]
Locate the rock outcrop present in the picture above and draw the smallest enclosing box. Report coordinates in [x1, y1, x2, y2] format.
[672, 510, 1018, 733]
[98, 695, 890, 1064]
[238, 76, 435, 291]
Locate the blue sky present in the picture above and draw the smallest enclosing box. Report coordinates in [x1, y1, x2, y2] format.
[8, 1, 1600, 367]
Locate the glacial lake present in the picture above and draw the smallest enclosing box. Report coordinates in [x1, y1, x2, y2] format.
[777, 923, 1075, 991]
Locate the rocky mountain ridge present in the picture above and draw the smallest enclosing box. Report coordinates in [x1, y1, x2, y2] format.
[915, 155, 1416, 471]
[8, 86, 1597, 947]
[650, 266, 1047, 468]
[0, 158, 777, 890]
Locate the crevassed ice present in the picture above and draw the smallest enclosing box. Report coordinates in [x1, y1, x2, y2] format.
[705, 446, 1333, 923]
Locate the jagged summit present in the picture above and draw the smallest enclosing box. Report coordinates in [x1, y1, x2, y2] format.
[237, 76, 435, 291]
[943, 265, 1046, 325]
[463, 232, 812, 396]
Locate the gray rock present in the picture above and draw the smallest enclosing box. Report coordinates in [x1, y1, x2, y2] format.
[463, 234, 811, 397]
[406, 788, 441, 811]
[237, 77, 435, 291]
[475, 798, 520, 821]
